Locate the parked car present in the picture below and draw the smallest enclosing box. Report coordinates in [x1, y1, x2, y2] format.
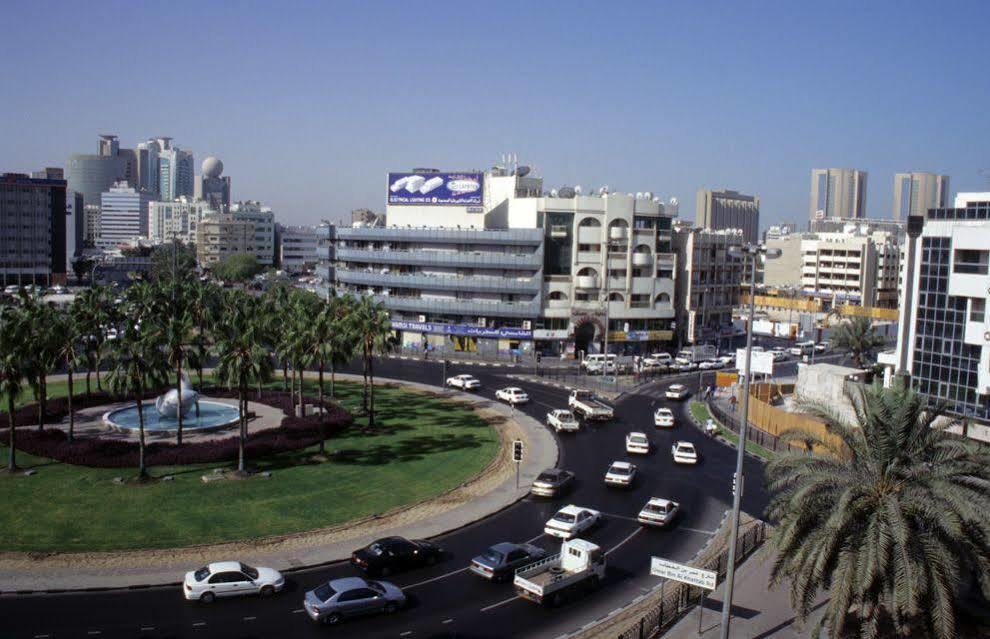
[446, 374, 480, 390]
[604, 461, 637, 487]
[304, 577, 405, 625]
[625, 431, 650, 454]
[544, 505, 601, 539]
[496, 387, 529, 404]
[530, 468, 576, 497]
[183, 561, 285, 603]
[770, 348, 788, 362]
[654, 407, 675, 428]
[673, 360, 698, 372]
[644, 352, 673, 367]
[717, 354, 736, 367]
[814, 342, 827, 353]
[350, 536, 443, 576]
[547, 409, 580, 433]
[469, 542, 549, 582]
[671, 441, 699, 465]
[665, 384, 690, 400]
[698, 359, 722, 370]
[637, 498, 680, 527]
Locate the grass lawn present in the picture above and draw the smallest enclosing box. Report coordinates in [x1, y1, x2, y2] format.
[688, 400, 775, 460]
[0, 378, 499, 552]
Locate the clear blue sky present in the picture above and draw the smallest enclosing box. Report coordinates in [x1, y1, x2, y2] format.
[2, 0, 988, 227]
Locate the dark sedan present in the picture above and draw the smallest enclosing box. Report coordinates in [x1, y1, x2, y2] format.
[350, 536, 443, 576]
[530, 468, 575, 498]
[469, 542, 548, 582]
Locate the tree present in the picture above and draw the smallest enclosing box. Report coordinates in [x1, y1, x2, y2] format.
[353, 296, 392, 428]
[308, 294, 356, 456]
[53, 308, 82, 441]
[215, 291, 273, 473]
[20, 293, 59, 431]
[0, 304, 26, 471]
[264, 285, 292, 391]
[213, 253, 262, 283]
[767, 382, 990, 639]
[71, 257, 94, 285]
[187, 280, 218, 390]
[149, 241, 197, 282]
[830, 316, 886, 368]
[75, 286, 113, 394]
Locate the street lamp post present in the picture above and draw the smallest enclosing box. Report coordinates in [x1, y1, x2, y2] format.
[719, 243, 780, 639]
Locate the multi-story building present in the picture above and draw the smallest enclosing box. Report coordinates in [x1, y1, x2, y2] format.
[796, 226, 900, 308]
[331, 165, 677, 357]
[83, 205, 101, 248]
[230, 201, 275, 266]
[892, 172, 950, 220]
[695, 188, 760, 244]
[195, 214, 255, 267]
[277, 225, 318, 272]
[98, 182, 155, 247]
[194, 156, 231, 211]
[0, 171, 67, 286]
[763, 223, 796, 242]
[809, 168, 868, 223]
[890, 201, 990, 426]
[156, 138, 194, 201]
[672, 226, 744, 348]
[148, 197, 218, 244]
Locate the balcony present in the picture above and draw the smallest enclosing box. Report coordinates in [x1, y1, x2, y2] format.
[574, 275, 600, 289]
[335, 226, 544, 246]
[609, 226, 628, 240]
[336, 247, 543, 269]
[366, 295, 540, 318]
[631, 252, 653, 267]
[335, 268, 542, 293]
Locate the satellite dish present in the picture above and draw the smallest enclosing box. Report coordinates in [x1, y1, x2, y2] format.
[550, 188, 559, 197]
[669, 197, 679, 206]
[574, 185, 583, 195]
[645, 191, 653, 199]
[515, 165, 531, 177]
[636, 192, 643, 199]
[598, 186, 608, 195]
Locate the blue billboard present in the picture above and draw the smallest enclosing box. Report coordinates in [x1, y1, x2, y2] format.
[387, 172, 484, 206]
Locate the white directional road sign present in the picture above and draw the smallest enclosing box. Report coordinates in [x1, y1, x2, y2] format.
[736, 348, 774, 376]
[650, 556, 717, 590]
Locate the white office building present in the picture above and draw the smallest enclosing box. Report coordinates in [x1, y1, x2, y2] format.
[795, 226, 900, 308]
[277, 225, 319, 272]
[229, 201, 275, 265]
[98, 182, 155, 248]
[148, 197, 218, 244]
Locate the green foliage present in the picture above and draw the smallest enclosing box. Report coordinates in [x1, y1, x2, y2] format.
[213, 253, 262, 282]
[71, 257, 94, 284]
[829, 316, 886, 368]
[0, 303, 26, 470]
[149, 242, 197, 282]
[767, 383, 990, 638]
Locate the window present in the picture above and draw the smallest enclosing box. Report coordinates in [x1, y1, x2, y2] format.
[954, 249, 989, 274]
[971, 298, 985, 323]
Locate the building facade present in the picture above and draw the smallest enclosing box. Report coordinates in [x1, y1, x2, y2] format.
[156, 138, 194, 201]
[797, 227, 900, 308]
[148, 197, 218, 244]
[695, 188, 760, 244]
[229, 201, 275, 266]
[892, 172, 950, 220]
[0, 171, 67, 286]
[809, 168, 868, 223]
[194, 156, 231, 211]
[672, 227, 744, 347]
[98, 182, 155, 247]
[195, 214, 255, 267]
[277, 225, 319, 272]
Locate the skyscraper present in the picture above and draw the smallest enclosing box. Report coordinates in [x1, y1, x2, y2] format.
[194, 156, 231, 211]
[99, 182, 154, 247]
[809, 168, 868, 223]
[155, 137, 194, 200]
[892, 172, 950, 220]
[694, 188, 760, 244]
[0, 171, 67, 285]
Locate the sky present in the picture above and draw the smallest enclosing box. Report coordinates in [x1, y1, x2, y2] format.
[2, 0, 988, 228]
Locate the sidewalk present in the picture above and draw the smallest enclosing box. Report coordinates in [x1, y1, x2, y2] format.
[0, 374, 558, 593]
[664, 545, 828, 639]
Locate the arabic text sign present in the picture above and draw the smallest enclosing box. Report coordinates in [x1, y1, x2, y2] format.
[650, 557, 717, 590]
[387, 172, 484, 206]
[390, 319, 531, 340]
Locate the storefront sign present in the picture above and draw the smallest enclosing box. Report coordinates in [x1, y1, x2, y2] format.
[607, 330, 674, 342]
[532, 329, 570, 339]
[650, 557, 717, 590]
[387, 171, 484, 206]
[390, 319, 532, 340]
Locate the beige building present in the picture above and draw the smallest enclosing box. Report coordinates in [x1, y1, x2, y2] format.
[892, 172, 950, 220]
[809, 168, 867, 223]
[762, 233, 804, 288]
[672, 226, 744, 347]
[695, 188, 759, 244]
[195, 214, 255, 266]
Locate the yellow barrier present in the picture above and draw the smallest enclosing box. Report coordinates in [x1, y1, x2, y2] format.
[739, 294, 821, 312]
[741, 382, 844, 452]
[836, 305, 899, 321]
[716, 372, 738, 387]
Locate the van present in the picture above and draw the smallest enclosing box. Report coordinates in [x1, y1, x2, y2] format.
[788, 341, 815, 356]
[581, 353, 616, 373]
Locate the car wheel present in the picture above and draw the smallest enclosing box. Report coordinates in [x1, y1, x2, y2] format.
[383, 602, 398, 614]
[325, 613, 342, 625]
[259, 585, 275, 598]
[200, 592, 215, 604]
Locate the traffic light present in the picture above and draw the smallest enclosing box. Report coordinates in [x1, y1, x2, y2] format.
[536, 352, 542, 364]
[512, 440, 524, 462]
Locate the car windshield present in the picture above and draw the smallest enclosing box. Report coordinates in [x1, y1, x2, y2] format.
[481, 548, 505, 564]
[194, 567, 210, 581]
[314, 583, 337, 602]
[537, 471, 559, 482]
[553, 512, 576, 524]
[368, 542, 387, 556]
[678, 444, 695, 454]
[366, 581, 386, 595]
[239, 563, 259, 580]
[630, 435, 647, 444]
[644, 504, 669, 514]
[610, 465, 632, 475]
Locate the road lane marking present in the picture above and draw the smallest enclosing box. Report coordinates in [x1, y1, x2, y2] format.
[192, 621, 206, 628]
[604, 527, 643, 555]
[524, 533, 545, 544]
[400, 632, 413, 637]
[481, 595, 519, 612]
[140, 627, 155, 632]
[679, 526, 718, 536]
[87, 632, 102, 636]
[404, 566, 468, 589]
[243, 616, 256, 621]
[291, 608, 304, 613]
[442, 618, 454, 624]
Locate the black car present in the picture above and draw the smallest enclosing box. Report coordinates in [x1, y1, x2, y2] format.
[469, 542, 548, 582]
[350, 536, 443, 576]
[530, 468, 575, 498]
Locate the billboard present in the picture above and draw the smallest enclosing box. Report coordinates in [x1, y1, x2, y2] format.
[390, 319, 531, 340]
[387, 172, 484, 206]
[736, 348, 774, 376]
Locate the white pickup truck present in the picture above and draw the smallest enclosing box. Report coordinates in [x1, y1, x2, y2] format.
[513, 538, 605, 606]
[547, 409, 580, 433]
[568, 390, 614, 421]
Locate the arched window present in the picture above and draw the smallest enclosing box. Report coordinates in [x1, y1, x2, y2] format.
[576, 267, 599, 278]
[654, 292, 671, 307]
[548, 291, 569, 301]
[607, 292, 625, 302]
[578, 217, 602, 228]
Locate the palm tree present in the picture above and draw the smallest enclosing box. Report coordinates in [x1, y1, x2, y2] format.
[157, 279, 194, 445]
[20, 293, 58, 431]
[326, 294, 357, 400]
[53, 307, 83, 441]
[308, 295, 355, 455]
[0, 304, 27, 471]
[75, 286, 112, 394]
[830, 316, 886, 368]
[766, 382, 990, 639]
[187, 280, 217, 391]
[353, 296, 392, 428]
[215, 291, 273, 473]
[264, 285, 292, 392]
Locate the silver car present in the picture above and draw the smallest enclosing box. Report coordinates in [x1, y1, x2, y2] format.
[304, 576, 405, 625]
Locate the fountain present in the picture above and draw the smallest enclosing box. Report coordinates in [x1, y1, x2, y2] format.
[103, 373, 241, 435]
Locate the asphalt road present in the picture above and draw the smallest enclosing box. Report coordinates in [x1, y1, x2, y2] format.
[2, 357, 785, 639]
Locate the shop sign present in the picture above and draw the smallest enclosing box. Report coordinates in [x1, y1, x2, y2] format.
[390, 319, 532, 340]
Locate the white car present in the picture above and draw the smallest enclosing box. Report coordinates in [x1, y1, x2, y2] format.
[673, 360, 697, 372]
[496, 387, 529, 404]
[665, 384, 690, 400]
[671, 441, 699, 465]
[698, 359, 721, 370]
[183, 561, 285, 603]
[547, 409, 580, 433]
[625, 431, 650, 455]
[637, 497, 680, 527]
[770, 348, 788, 362]
[446, 374, 480, 390]
[717, 355, 735, 367]
[654, 408, 675, 428]
[544, 505, 601, 540]
[814, 343, 827, 353]
[604, 461, 637, 487]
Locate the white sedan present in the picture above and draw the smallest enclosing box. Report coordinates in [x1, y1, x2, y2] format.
[637, 498, 680, 527]
[446, 374, 480, 390]
[626, 431, 650, 454]
[654, 408, 675, 428]
[671, 441, 699, 465]
[698, 359, 722, 370]
[495, 387, 529, 404]
[544, 505, 601, 540]
[665, 384, 690, 400]
[604, 461, 637, 487]
[184, 561, 285, 603]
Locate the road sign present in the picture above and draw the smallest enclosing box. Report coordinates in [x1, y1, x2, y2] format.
[650, 557, 717, 590]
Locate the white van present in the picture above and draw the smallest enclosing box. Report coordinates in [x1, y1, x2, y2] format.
[581, 353, 616, 374]
[788, 341, 816, 357]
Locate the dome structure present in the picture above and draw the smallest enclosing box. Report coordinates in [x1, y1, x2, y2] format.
[201, 156, 224, 178]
